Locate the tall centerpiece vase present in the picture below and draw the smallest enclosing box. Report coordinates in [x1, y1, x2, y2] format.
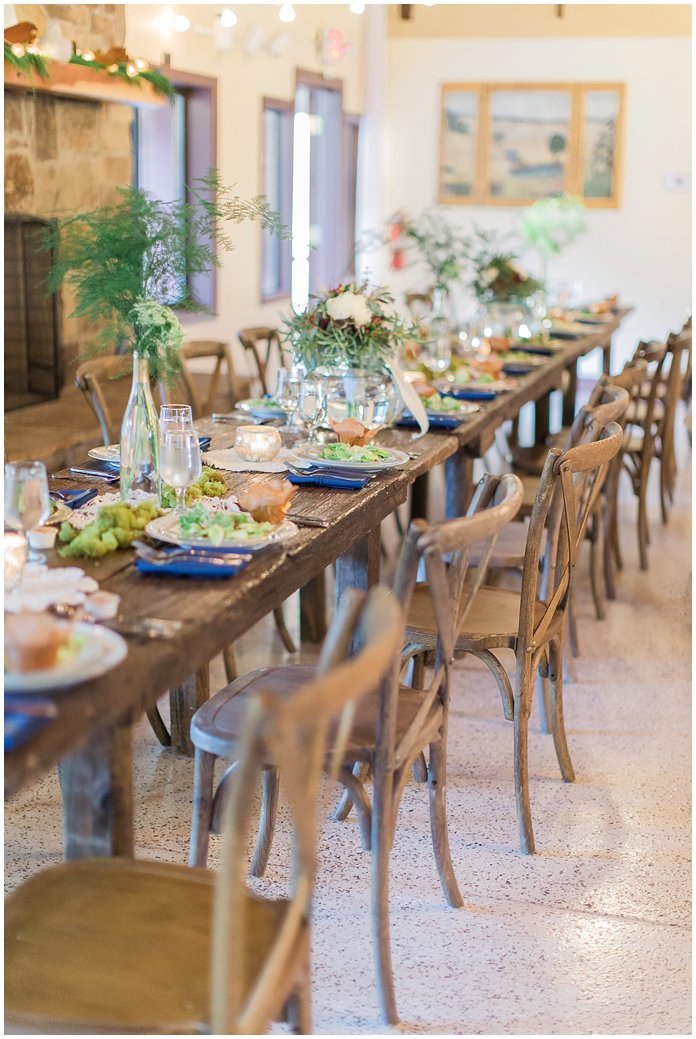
[120, 352, 160, 504]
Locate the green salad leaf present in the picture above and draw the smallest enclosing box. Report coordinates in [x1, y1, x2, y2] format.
[177, 503, 275, 544]
[318, 443, 391, 463]
[426, 395, 463, 413]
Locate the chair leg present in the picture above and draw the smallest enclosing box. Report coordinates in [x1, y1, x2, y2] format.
[548, 637, 575, 783]
[371, 763, 398, 1025]
[222, 644, 237, 683]
[332, 761, 370, 823]
[250, 766, 280, 878]
[427, 736, 464, 908]
[286, 937, 312, 1034]
[189, 747, 216, 867]
[274, 606, 297, 654]
[589, 510, 605, 621]
[513, 673, 535, 855]
[567, 589, 580, 658]
[536, 671, 551, 735]
[659, 463, 670, 525]
[146, 704, 171, 747]
[604, 503, 617, 601]
[412, 752, 428, 783]
[637, 481, 650, 570]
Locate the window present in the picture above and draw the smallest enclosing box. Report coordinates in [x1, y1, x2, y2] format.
[133, 69, 217, 310]
[261, 99, 292, 301]
[341, 113, 361, 281]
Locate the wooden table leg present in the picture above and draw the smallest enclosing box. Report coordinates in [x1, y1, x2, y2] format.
[169, 666, 210, 757]
[335, 527, 381, 609]
[602, 336, 612, 374]
[300, 571, 327, 644]
[57, 722, 133, 860]
[563, 359, 579, 427]
[445, 449, 474, 519]
[534, 390, 552, 446]
[410, 472, 429, 521]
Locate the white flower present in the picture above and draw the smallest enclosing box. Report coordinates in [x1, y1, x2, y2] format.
[507, 261, 528, 280]
[480, 266, 499, 288]
[326, 291, 373, 328]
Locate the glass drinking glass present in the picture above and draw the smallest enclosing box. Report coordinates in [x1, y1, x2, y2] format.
[421, 333, 452, 377]
[160, 430, 202, 513]
[159, 404, 193, 436]
[4, 461, 51, 569]
[275, 367, 303, 430]
[298, 376, 328, 443]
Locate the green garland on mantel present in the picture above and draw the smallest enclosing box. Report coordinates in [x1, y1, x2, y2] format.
[4, 43, 174, 99]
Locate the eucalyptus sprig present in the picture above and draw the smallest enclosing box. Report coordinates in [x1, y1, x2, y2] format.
[4, 41, 49, 78]
[401, 209, 471, 293]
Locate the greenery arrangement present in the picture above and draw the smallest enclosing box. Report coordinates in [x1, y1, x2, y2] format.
[4, 41, 49, 78]
[45, 170, 288, 381]
[467, 227, 544, 303]
[69, 52, 174, 99]
[282, 283, 417, 373]
[399, 209, 471, 293]
[520, 194, 587, 257]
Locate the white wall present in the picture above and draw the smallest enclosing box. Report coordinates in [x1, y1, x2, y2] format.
[385, 36, 692, 372]
[125, 3, 366, 376]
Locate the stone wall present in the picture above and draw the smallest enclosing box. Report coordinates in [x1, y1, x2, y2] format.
[4, 4, 132, 376]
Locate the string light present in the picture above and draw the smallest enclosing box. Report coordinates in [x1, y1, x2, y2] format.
[11, 43, 25, 57]
[220, 7, 238, 28]
[135, 57, 147, 69]
[279, 4, 296, 23]
[81, 49, 95, 61]
[25, 43, 37, 54]
[126, 63, 137, 76]
[349, 1, 366, 12]
[173, 13, 191, 32]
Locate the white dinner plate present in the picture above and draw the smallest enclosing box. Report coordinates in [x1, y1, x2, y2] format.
[5, 622, 128, 694]
[88, 444, 121, 463]
[292, 442, 411, 472]
[144, 513, 299, 551]
[425, 400, 480, 418]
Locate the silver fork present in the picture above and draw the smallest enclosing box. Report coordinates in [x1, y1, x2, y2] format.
[283, 460, 375, 480]
[132, 540, 252, 565]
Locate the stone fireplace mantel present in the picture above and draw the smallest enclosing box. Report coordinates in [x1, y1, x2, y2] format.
[4, 57, 165, 108]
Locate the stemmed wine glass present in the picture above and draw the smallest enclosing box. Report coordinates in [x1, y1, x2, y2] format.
[160, 430, 202, 513]
[4, 461, 51, 570]
[275, 367, 303, 431]
[298, 376, 328, 443]
[421, 333, 452, 377]
[159, 404, 193, 436]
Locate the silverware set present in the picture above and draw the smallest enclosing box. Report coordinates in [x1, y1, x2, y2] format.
[50, 601, 184, 640]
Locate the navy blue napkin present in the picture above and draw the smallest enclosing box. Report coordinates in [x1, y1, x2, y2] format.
[503, 362, 538, 375]
[4, 710, 52, 752]
[136, 549, 250, 578]
[53, 488, 99, 509]
[397, 413, 463, 430]
[199, 436, 212, 452]
[287, 471, 370, 490]
[509, 342, 557, 356]
[550, 330, 583, 340]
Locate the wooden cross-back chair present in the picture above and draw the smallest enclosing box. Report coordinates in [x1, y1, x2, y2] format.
[5, 587, 402, 1036]
[188, 472, 523, 1025]
[74, 354, 133, 446]
[405, 291, 434, 323]
[404, 422, 624, 857]
[237, 327, 284, 397]
[159, 340, 250, 419]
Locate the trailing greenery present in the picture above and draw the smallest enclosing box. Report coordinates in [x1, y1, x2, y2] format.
[400, 209, 471, 293]
[45, 170, 289, 380]
[4, 42, 49, 79]
[282, 283, 417, 373]
[519, 194, 587, 257]
[69, 53, 175, 99]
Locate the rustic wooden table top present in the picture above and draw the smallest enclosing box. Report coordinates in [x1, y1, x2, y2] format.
[5, 309, 631, 797]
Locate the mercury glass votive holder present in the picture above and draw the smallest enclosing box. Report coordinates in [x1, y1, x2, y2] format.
[234, 424, 282, 463]
[4, 532, 27, 594]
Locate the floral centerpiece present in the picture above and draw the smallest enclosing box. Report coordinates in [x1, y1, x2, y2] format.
[519, 194, 587, 305]
[282, 282, 416, 374]
[398, 209, 470, 296]
[468, 228, 543, 304]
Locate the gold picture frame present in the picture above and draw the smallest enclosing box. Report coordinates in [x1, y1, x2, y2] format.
[439, 82, 624, 208]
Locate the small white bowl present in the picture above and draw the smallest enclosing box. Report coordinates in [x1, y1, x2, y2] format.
[27, 526, 58, 550]
[83, 591, 121, 621]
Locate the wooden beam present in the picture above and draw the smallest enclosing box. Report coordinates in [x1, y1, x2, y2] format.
[401, 4, 412, 21]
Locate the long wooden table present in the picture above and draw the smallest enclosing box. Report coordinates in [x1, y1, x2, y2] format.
[5, 309, 630, 859]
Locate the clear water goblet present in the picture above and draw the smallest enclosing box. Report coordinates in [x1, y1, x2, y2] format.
[4, 461, 51, 570]
[275, 367, 303, 431]
[298, 376, 328, 443]
[159, 404, 193, 437]
[160, 430, 202, 513]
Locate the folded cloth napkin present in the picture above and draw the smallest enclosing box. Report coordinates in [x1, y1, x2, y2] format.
[199, 436, 212, 452]
[446, 387, 498, 402]
[54, 488, 99, 509]
[397, 412, 463, 430]
[503, 362, 537, 375]
[136, 548, 251, 579]
[4, 711, 52, 752]
[287, 471, 370, 490]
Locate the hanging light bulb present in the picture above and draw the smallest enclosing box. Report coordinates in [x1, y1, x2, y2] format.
[173, 13, 191, 32]
[279, 3, 296, 23]
[220, 7, 237, 28]
[349, 1, 365, 12]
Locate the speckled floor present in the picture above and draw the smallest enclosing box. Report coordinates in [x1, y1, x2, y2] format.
[5, 443, 691, 1035]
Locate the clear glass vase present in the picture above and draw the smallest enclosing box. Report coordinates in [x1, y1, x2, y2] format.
[478, 299, 534, 340]
[120, 352, 160, 504]
[322, 366, 401, 429]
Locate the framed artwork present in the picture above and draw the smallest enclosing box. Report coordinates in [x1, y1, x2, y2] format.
[439, 82, 624, 208]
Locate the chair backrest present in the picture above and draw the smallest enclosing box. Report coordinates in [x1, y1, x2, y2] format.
[405, 292, 433, 323]
[565, 379, 629, 450]
[386, 473, 522, 767]
[74, 354, 132, 446]
[519, 422, 623, 658]
[210, 585, 402, 1035]
[237, 327, 283, 397]
[160, 340, 239, 419]
[629, 338, 669, 436]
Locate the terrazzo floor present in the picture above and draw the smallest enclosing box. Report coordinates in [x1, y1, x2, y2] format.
[5, 444, 692, 1035]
